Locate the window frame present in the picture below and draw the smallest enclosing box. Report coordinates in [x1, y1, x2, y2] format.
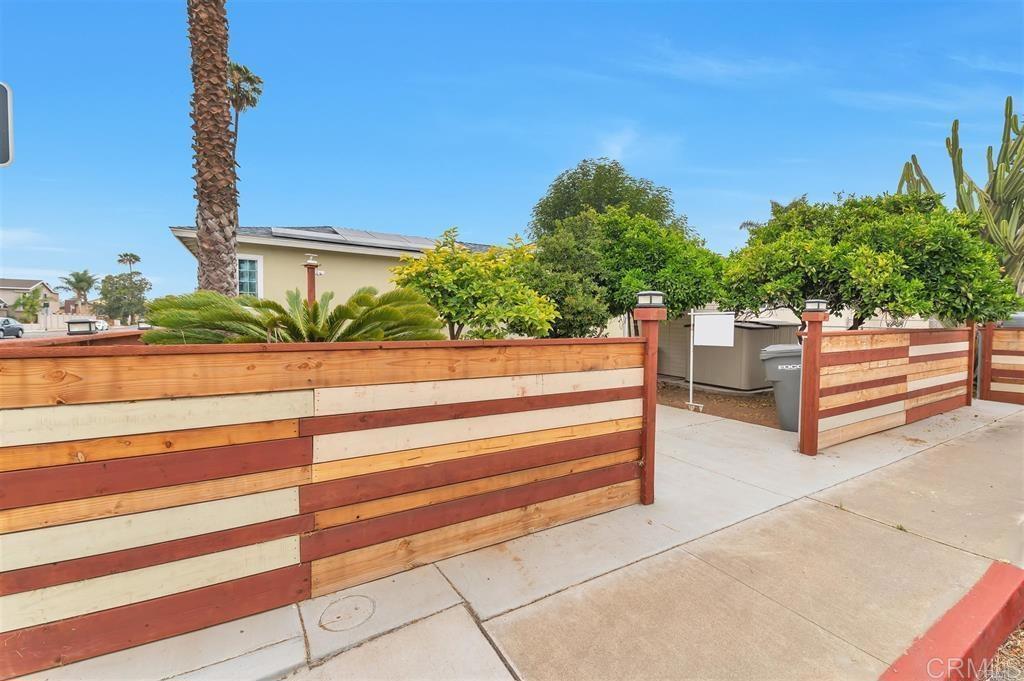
[236, 254, 264, 298]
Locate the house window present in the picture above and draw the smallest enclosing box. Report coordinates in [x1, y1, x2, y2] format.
[238, 256, 261, 297]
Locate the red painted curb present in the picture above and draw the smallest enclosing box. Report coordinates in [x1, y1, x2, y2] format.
[881, 561, 1024, 681]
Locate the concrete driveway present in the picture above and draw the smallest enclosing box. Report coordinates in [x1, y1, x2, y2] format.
[30, 400, 1023, 681]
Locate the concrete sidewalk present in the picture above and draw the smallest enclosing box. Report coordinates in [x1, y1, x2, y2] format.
[30, 400, 1023, 681]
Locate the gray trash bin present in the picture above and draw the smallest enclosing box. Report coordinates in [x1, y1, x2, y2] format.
[760, 344, 803, 432]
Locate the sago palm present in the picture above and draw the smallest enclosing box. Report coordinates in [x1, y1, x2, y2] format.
[142, 286, 445, 344]
[187, 0, 238, 296]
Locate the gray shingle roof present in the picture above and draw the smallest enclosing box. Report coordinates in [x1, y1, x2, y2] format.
[0, 278, 45, 290]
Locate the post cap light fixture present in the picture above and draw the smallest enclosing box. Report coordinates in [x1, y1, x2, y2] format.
[66, 319, 98, 336]
[636, 291, 666, 308]
[804, 299, 827, 313]
[304, 253, 319, 266]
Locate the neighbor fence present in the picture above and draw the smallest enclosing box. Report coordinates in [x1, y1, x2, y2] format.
[798, 312, 973, 454]
[979, 324, 1024, 405]
[0, 334, 660, 678]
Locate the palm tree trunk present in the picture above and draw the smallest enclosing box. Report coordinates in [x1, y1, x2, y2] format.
[187, 0, 239, 296]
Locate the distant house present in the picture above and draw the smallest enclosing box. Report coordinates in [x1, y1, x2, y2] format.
[0, 278, 60, 320]
[170, 225, 488, 304]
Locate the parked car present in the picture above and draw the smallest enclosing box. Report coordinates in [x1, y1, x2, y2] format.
[94, 319, 110, 331]
[0, 317, 24, 338]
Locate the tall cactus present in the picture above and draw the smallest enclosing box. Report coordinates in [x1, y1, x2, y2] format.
[947, 96, 1023, 294]
[897, 97, 1023, 294]
[896, 154, 935, 194]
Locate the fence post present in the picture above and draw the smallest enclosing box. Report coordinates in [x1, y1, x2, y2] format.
[798, 310, 828, 456]
[634, 303, 666, 505]
[979, 323, 994, 401]
[966, 320, 976, 405]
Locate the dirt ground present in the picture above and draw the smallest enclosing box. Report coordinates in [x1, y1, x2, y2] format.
[658, 381, 780, 429]
[984, 623, 1024, 680]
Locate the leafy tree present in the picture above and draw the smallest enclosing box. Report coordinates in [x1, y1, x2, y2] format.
[528, 207, 722, 335]
[95, 272, 152, 324]
[227, 62, 263, 166]
[12, 287, 44, 320]
[897, 96, 1023, 293]
[526, 213, 611, 338]
[57, 270, 98, 308]
[117, 252, 141, 273]
[393, 227, 557, 339]
[143, 287, 443, 344]
[187, 0, 238, 295]
[721, 193, 1021, 327]
[530, 158, 688, 238]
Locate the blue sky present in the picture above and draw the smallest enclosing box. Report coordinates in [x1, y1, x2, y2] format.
[1, 0, 1021, 296]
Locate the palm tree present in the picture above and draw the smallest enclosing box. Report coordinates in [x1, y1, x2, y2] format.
[57, 270, 98, 311]
[142, 287, 445, 344]
[117, 253, 141, 273]
[227, 62, 263, 167]
[187, 0, 238, 296]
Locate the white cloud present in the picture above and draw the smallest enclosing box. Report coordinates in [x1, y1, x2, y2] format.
[0, 228, 71, 253]
[638, 42, 805, 84]
[597, 126, 639, 160]
[950, 54, 1022, 75]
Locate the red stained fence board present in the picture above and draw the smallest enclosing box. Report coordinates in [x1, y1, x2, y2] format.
[0, 515, 313, 596]
[906, 394, 969, 424]
[299, 387, 643, 436]
[0, 564, 311, 680]
[300, 430, 641, 513]
[819, 346, 908, 367]
[301, 462, 639, 561]
[0, 438, 313, 510]
[909, 350, 969, 364]
[908, 329, 970, 345]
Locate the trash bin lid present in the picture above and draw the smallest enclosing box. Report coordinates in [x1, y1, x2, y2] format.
[759, 344, 803, 360]
[1002, 312, 1024, 328]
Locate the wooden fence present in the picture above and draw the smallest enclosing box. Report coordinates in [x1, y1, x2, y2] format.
[799, 315, 973, 454]
[979, 325, 1024, 404]
[0, 336, 657, 678]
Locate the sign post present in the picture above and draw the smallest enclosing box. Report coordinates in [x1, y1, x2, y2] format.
[0, 83, 11, 168]
[686, 310, 735, 411]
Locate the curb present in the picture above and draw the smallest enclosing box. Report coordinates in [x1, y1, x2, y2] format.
[881, 561, 1024, 681]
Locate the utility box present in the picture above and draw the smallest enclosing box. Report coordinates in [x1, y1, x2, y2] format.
[658, 318, 800, 391]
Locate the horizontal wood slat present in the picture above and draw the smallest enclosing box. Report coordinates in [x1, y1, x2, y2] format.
[0, 344, 644, 409]
[819, 381, 906, 411]
[0, 392, 312, 449]
[0, 466, 310, 534]
[908, 330, 969, 345]
[819, 346, 907, 367]
[314, 449, 639, 529]
[310, 417, 642, 483]
[311, 480, 639, 597]
[819, 356, 965, 389]
[906, 394, 969, 423]
[313, 399, 643, 463]
[300, 386, 643, 437]
[0, 438, 312, 510]
[301, 463, 639, 562]
[0, 488, 299, 573]
[908, 341, 969, 356]
[0, 419, 299, 474]
[0, 563, 311, 680]
[0, 515, 312, 597]
[0, 537, 300, 633]
[313, 368, 643, 416]
[905, 385, 967, 410]
[818, 374, 906, 398]
[908, 350, 969, 364]
[301, 429, 641, 513]
[818, 411, 906, 450]
[993, 333, 1024, 352]
[820, 333, 909, 353]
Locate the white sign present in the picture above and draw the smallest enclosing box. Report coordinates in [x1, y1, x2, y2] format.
[692, 312, 735, 347]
